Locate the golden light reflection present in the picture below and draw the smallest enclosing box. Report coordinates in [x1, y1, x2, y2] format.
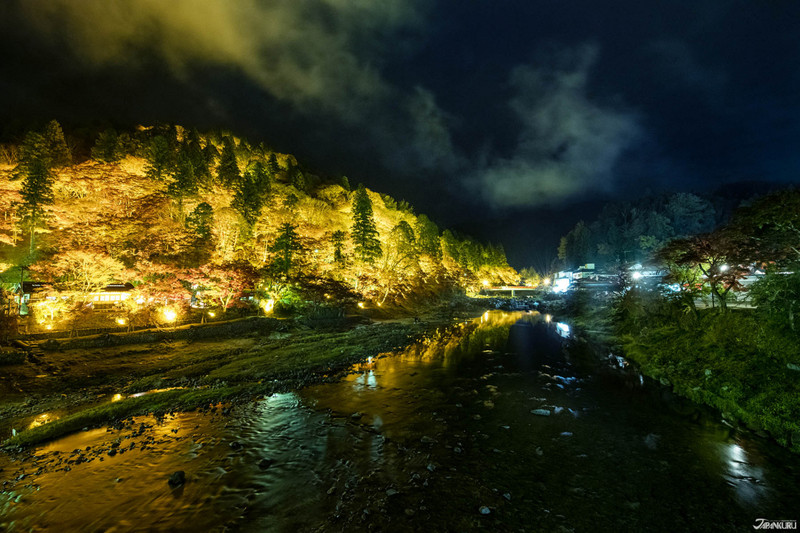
[545, 314, 552, 322]
[28, 412, 59, 430]
[261, 299, 275, 313]
[162, 308, 177, 322]
[116, 318, 126, 325]
[111, 393, 124, 402]
[358, 302, 365, 309]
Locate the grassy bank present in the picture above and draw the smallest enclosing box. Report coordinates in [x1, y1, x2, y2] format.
[1, 316, 450, 450]
[561, 289, 800, 452]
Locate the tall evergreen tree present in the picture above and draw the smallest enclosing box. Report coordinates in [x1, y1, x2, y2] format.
[145, 135, 174, 181]
[217, 136, 240, 187]
[12, 132, 55, 254]
[331, 230, 347, 266]
[167, 151, 198, 218]
[186, 202, 214, 241]
[266, 153, 280, 176]
[351, 185, 382, 264]
[270, 223, 301, 276]
[91, 128, 122, 163]
[232, 162, 270, 226]
[43, 120, 71, 167]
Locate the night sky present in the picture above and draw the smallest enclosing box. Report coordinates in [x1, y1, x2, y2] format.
[1, 0, 799, 268]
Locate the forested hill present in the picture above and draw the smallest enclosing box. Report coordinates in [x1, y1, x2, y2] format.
[0, 122, 517, 318]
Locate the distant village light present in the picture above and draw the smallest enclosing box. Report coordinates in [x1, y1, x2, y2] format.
[162, 308, 177, 322]
[208, 311, 216, 318]
[358, 302, 365, 309]
[116, 318, 126, 326]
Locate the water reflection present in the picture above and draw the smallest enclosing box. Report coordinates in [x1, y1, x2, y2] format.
[1, 310, 799, 532]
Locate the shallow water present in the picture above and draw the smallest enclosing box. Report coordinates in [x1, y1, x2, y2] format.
[1, 311, 799, 532]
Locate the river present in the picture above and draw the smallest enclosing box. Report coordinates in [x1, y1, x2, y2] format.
[1, 311, 798, 532]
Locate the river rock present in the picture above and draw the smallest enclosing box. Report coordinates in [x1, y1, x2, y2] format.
[531, 409, 550, 416]
[420, 436, 436, 444]
[787, 363, 800, 371]
[258, 458, 274, 470]
[479, 506, 491, 515]
[168, 470, 186, 487]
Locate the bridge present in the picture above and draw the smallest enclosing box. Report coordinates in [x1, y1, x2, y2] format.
[481, 286, 539, 297]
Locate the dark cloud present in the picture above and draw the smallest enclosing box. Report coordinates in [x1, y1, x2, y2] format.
[2, 0, 799, 267]
[472, 44, 641, 208]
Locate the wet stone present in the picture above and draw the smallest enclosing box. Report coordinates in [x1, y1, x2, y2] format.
[168, 470, 186, 487]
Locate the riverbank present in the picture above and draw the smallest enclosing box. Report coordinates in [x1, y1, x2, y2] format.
[559, 289, 800, 453]
[1, 299, 487, 451]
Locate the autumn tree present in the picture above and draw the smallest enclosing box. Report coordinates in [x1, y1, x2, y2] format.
[351, 186, 381, 264]
[12, 132, 55, 254]
[186, 262, 259, 312]
[660, 231, 749, 312]
[43, 120, 71, 167]
[47, 250, 126, 302]
[415, 214, 441, 259]
[377, 221, 419, 303]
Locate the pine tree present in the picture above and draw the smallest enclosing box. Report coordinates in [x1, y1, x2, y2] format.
[91, 128, 122, 163]
[331, 230, 347, 265]
[217, 136, 240, 187]
[12, 132, 55, 254]
[270, 223, 301, 276]
[186, 202, 214, 241]
[43, 120, 71, 167]
[145, 135, 174, 180]
[167, 151, 198, 218]
[351, 185, 382, 264]
[232, 162, 269, 227]
[266, 153, 280, 176]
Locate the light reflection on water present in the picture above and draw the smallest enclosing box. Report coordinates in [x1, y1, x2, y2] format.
[1, 311, 799, 532]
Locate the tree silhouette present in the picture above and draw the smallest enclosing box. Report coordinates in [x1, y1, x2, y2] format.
[12, 132, 55, 254]
[351, 185, 381, 264]
[217, 136, 240, 187]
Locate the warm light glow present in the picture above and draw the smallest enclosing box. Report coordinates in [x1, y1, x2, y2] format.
[482, 280, 490, 287]
[358, 302, 365, 309]
[208, 311, 216, 318]
[116, 318, 126, 326]
[45, 324, 53, 330]
[28, 413, 59, 430]
[261, 299, 275, 313]
[162, 308, 177, 322]
[720, 264, 729, 272]
[543, 278, 551, 285]
[545, 314, 552, 323]
[111, 393, 123, 402]
[377, 302, 382, 307]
